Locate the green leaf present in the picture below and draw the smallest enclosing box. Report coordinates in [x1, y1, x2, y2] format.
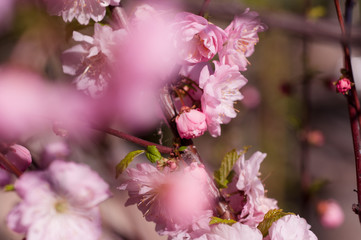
[257, 209, 295, 237]
[115, 150, 145, 178]
[178, 146, 187, 152]
[145, 146, 162, 163]
[214, 149, 240, 189]
[209, 217, 237, 225]
[3, 184, 15, 192]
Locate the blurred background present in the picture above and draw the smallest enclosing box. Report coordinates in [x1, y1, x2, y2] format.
[0, 0, 361, 239]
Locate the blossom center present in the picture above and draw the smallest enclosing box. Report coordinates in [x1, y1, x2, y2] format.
[54, 200, 68, 213]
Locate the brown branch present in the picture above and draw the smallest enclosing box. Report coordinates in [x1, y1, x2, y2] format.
[334, 0, 361, 222]
[94, 127, 173, 154]
[0, 152, 22, 178]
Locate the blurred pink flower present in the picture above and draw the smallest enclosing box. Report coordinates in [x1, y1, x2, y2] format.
[43, 0, 120, 25]
[317, 200, 344, 229]
[267, 215, 317, 240]
[1, 144, 32, 172]
[62, 23, 127, 98]
[0, 67, 48, 140]
[174, 12, 226, 63]
[119, 162, 216, 238]
[219, 9, 266, 71]
[306, 130, 325, 147]
[176, 108, 207, 139]
[112, 4, 180, 131]
[40, 141, 70, 168]
[241, 85, 261, 109]
[336, 77, 352, 95]
[7, 160, 110, 240]
[207, 222, 263, 240]
[200, 62, 247, 137]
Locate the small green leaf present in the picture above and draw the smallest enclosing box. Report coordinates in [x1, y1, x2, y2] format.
[115, 150, 145, 178]
[3, 184, 15, 192]
[257, 209, 295, 237]
[145, 145, 162, 163]
[209, 217, 237, 225]
[178, 146, 187, 152]
[214, 149, 240, 189]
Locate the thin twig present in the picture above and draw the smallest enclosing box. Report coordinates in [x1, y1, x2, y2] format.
[0, 152, 22, 178]
[334, 0, 361, 222]
[94, 127, 173, 154]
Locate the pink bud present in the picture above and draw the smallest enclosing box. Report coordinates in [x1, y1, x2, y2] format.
[317, 199, 344, 228]
[176, 108, 207, 139]
[336, 78, 352, 95]
[4, 144, 32, 172]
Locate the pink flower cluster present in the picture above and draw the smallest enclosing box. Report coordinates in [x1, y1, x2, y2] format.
[60, 4, 265, 136]
[118, 149, 317, 240]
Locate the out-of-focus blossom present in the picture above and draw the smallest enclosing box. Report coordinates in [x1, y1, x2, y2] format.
[174, 12, 226, 63]
[267, 215, 317, 240]
[241, 85, 261, 109]
[40, 141, 70, 168]
[7, 160, 110, 240]
[200, 62, 247, 137]
[119, 162, 216, 238]
[113, 4, 180, 130]
[176, 108, 207, 139]
[219, 9, 266, 71]
[206, 222, 263, 240]
[62, 23, 127, 98]
[317, 199, 344, 229]
[336, 77, 352, 95]
[222, 151, 277, 227]
[306, 130, 325, 147]
[1, 144, 32, 172]
[43, 0, 120, 25]
[0, 168, 11, 187]
[0, 67, 48, 140]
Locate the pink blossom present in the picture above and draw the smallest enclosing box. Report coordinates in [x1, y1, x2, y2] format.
[7, 160, 110, 240]
[2, 144, 32, 172]
[176, 108, 207, 139]
[222, 151, 277, 227]
[200, 62, 247, 137]
[336, 77, 352, 95]
[118, 162, 216, 238]
[174, 12, 226, 63]
[268, 215, 317, 240]
[206, 222, 263, 240]
[43, 0, 120, 25]
[317, 200, 344, 228]
[219, 9, 266, 71]
[62, 23, 127, 98]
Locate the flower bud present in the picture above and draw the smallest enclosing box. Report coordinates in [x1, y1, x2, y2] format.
[336, 78, 352, 95]
[4, 144, 32, 172]
[176, 108, 207, 139]
[317, 199, 344, 228]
